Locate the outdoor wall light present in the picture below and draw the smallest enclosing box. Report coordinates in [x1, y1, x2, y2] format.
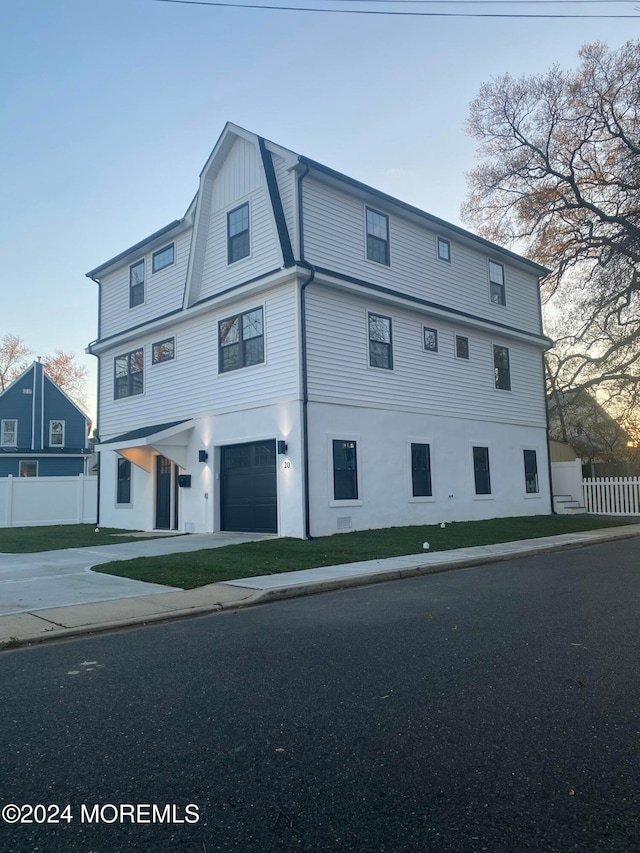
[277, 441, 288, 455]
[198, 450, 208, 463]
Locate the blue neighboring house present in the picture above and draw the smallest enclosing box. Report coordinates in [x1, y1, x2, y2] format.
[0, 361, 90, 477]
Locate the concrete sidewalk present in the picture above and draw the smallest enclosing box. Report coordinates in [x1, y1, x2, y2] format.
[1, 523, 639, 648]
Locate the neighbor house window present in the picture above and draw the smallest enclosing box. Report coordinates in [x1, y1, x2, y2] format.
[129, 260, 145, 308]
[20, 461, 38, 477]
[423, 327, 438, 352]
[366, 208, 390, 265]
[1, 419, 17, 446]
[152, 243, 174, 273]
[117, 458, 132, 504]
[489, 260, 506, 306]
[524, 449, 539, 494]
[493, 345, 511, 390]
[333, 440, 358, 500]
[114, 349, 144, 399]
[219, 307, 264, 373]
[227, 203, 250, 264]
[49, 420, 65, 447]
[152, 337, 175, 364]
[437, 237, 451, 262]
[368, 313, 393, 369]
[473, 446, 491, 495]
[411, 443, 432, 497]
[456, 335, 469, 359]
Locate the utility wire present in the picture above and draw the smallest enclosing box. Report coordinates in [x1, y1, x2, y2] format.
[150, 0, 640, 15]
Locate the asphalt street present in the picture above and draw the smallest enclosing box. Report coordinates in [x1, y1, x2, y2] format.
[1, 538, 639, 852]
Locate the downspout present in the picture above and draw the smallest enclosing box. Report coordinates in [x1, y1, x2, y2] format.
[297, 161, 315, 539]
[543, 353, 556, 514]
[88, 273, 102, 526]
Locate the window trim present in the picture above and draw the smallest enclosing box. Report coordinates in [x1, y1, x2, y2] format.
[114, 348, 144, 400]
[489, 259, 506, 306]
[152, 337, 176, 365]
[49, 420, 65, 448]
[523, 448, 541, 497]
[455, 334, 470, 360]
[437, 236, 451, 263]
[227, 202, 250, 265]
[368, 311, 393, 370]
[152, 243, 175, 274]
[1, 419, 17, 447]
[116, 457, 132, 506]
[493, 344, 511, 391]
[218, 306, 265, 374]
[408, 440, 435, 502]
[329, 434, 362, 507]
[422, 326, 439, 353]
[129, 259, 145, 308]
[472, 444, 492, 498]
[19, 460, 38, 477]
[365, 206, 390, 266]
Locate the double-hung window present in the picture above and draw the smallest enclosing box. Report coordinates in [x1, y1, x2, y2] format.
[114, 349, 144, 399]
[366, 208, 390, 265]
[129, 260, 145, 308]
[152, 243, 174, 273]
[368, 313, 393, 369]
[489, 260, 506, 305]
[227, 203, 250, 264]
[473, 446, 491, 495]
[523, 450, 539, 494]
[49, 420, 65, 447]
[219, 307, 264, 373]
[1, 419, 17, 446]
[333, 439, 358, 501]
[493, 345, 511, 390]
[411, 443, 433, 497]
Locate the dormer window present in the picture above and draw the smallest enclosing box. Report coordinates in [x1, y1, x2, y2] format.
[227, 203, 250, 264]
[129, 260, 145, 308]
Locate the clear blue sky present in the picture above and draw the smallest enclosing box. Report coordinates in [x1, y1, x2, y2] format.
[1, 0, 636, 423]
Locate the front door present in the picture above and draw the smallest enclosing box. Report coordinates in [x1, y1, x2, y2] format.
[155, 455, 173, 529]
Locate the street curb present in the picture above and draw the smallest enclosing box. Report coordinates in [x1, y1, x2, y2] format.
[2, 527, 638, 650]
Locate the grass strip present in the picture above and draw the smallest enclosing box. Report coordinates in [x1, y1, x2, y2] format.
[0, 525, 166, 553]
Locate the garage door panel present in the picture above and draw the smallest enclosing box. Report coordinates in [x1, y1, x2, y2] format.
[221, 441, 277, 533]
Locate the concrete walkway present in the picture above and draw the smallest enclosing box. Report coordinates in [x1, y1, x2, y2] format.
[1, 524, 639, 648]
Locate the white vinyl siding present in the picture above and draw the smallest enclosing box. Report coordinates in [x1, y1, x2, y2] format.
[301, 177, 543, 336]
[305, 287, 546, 428]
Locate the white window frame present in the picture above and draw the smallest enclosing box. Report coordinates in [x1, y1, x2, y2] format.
[19, 460, 38, 477]
[328, 433, 362, 508]
[1, 419, 17, 447]
[49, 420, 65, 447]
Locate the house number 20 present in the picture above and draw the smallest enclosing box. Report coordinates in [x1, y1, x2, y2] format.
[283, 461, 291, 469]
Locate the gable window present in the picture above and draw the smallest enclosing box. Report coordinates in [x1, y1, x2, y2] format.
[368, 313, 393, 369]
[493, 345, 511, 390]
[227, 203, 250, 264]
[437, 237, 451, 262]
[366, 208, 390, 265]
[411, 443, 433, 497]
[129, 260, 145, 308]
[473, 446, 491, 495]
[152, 337, 175, 364]
[423, 327, 438, 352]
[489, 260, 506, 306]
[114, 349, 144, 399]
[523, 449, 539, 494]
[117, 458, 132, 504]
[219, 307, 264, 373]
[333, 439, 358, 500]
[152, 243, 175, 273]
[20, 461, 38, 477]
[1, 419, 17, 447]
[49, 420, 65, 447]
[456, 335, 469, 360]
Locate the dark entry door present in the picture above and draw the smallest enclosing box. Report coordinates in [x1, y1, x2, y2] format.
[221, 441, 277, 533]
[155, 455, 172, 529]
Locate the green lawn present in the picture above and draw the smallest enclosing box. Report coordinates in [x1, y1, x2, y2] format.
[95, 515, 636, 589]
[0, 525, 168, 553]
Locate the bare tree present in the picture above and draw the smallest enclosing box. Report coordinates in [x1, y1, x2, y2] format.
[463, 40, 640, 432]
[41, 351, 88, 411]
[0, 334, 32, 391]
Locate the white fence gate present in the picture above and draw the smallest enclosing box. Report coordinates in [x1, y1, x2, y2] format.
[0, 474, 97, 528]
[582, 477, 640, 516]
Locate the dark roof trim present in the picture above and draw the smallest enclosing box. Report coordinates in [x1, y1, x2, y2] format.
[87, 307, 185, 349]
[258, 137, 295, 268]
[313, 265, 553, 347]
[189, 268, 284, 309]
[86, 220, 183, 279]
[298, 156, 550, 277]
[99, 420, 190, 445]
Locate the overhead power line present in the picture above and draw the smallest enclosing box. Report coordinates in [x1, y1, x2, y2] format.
[150, 0, 640, 16]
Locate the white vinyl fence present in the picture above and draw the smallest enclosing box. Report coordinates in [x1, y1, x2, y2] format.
[0, 474, 97, 528]
[582, 477, 640, 516]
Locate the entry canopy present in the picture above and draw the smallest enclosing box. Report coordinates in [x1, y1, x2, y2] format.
[96, 420, 195, 471]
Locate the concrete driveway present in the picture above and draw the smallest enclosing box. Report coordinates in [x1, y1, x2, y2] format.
[0, 533, 273, 616]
